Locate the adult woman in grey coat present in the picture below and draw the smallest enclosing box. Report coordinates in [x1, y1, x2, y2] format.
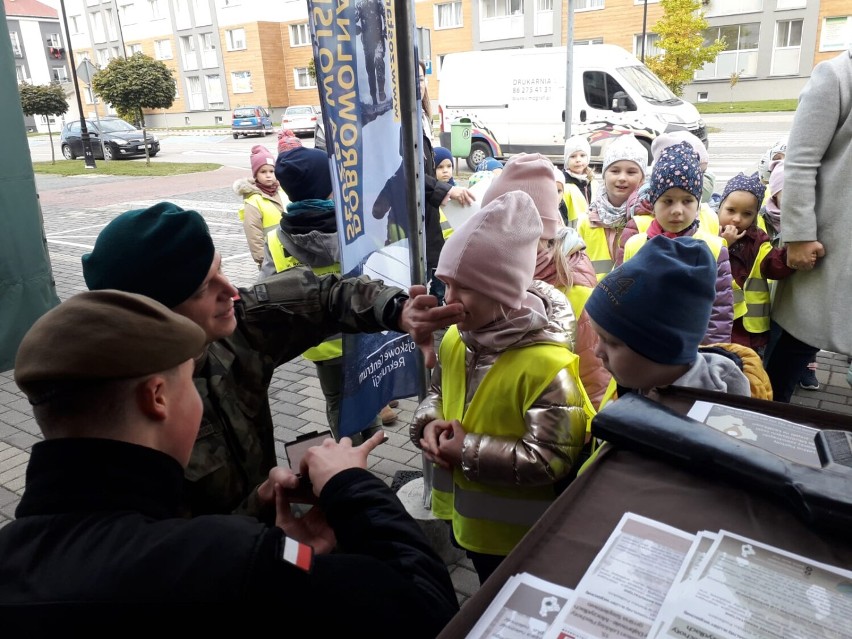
[765, 49, 852, 402]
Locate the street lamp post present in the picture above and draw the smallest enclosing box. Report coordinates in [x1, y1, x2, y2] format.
[59, 0, 96, 168]
[641, 0, 649, 62]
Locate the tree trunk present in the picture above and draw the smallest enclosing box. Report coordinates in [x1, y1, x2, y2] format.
[140, 108, 150, 166]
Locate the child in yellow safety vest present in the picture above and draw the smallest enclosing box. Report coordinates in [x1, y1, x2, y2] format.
[233, 145, 288, 268]
[717, 172, 795, 355]
[561, 135, 598, 228]
[410, 191, 591, 586]
[621, 141, 734, 344]
[432, 146, 456, 240]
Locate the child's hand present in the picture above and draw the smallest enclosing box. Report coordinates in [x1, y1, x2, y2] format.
[420, 419, 456, 468]
[721, 224, 746, 245]
[436, 420, 466, 467]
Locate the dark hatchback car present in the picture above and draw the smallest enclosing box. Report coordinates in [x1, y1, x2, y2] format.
[60, 118, 160, 160]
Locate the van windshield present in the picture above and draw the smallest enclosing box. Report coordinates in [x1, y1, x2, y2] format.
[618, 65, 682, 106]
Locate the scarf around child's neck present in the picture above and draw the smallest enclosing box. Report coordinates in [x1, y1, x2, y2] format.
[590, 188, 631, 228]
[646, 218, 699, 239]
[461, 290, 549, 352]
[255, 177, 281, 198]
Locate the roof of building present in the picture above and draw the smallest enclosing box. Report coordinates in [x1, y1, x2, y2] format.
[4, 0, 58, 20]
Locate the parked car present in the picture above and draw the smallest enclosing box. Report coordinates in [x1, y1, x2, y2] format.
[314, 118, 326, 151]
[280, 105, 319, 137]
[60, 117, 160, 161]
[231, 105, 274, 139]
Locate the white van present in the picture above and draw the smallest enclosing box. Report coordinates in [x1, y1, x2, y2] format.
[437, 44, 707, 170]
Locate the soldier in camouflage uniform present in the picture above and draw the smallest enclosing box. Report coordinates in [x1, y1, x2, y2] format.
[354, 0, 387, 104]
[82, 202, 462, 518]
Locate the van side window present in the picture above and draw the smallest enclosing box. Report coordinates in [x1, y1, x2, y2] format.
[583, 71, 627, 110]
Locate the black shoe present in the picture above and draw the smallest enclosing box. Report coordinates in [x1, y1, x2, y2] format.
[799, 368, 820, 390]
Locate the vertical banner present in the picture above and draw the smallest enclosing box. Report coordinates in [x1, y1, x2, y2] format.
[309, 0, 425, 437]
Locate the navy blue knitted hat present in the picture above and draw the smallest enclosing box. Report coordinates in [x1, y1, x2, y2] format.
[721, 172, 766, 207]
[82, 202, 214, 308]
[275, 147, 333, 202]
[586, 235, 716, 366]
[649, 141, 703, 204]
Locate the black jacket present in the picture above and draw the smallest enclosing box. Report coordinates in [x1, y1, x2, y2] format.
[0, 438, 459, 636]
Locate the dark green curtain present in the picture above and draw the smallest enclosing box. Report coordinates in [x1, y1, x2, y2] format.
[0, 2, 60, 370]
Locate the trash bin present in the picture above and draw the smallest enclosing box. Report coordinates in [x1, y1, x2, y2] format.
[450, 117, 472, 159]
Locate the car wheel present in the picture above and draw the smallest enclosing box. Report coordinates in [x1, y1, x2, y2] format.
[61, 144, 75, 160]
[149, 151, 158, 157]
[103, 145, 115, 161]
[233, 133, 239, 139]
[466, 141, 492, 172]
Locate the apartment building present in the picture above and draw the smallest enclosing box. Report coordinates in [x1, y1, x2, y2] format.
[6, 0, 72, 132]
[32, 0, 851, 127]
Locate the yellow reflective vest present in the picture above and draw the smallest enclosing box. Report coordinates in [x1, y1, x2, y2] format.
[239, 192, 284, 234]
[622, 227, 723, 264]
[577, 218, 618, 281]
[431, 326, 579, 556]
[732, 241, 773, 334]
[439, 208, 453, 240]
[266, 229, 342, 361]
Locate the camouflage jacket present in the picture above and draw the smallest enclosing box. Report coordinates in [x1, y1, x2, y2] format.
[182, 267, 406, 518]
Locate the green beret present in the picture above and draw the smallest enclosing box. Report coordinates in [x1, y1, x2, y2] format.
[82, 202, 215, 308]
[14, 290, 206, 405]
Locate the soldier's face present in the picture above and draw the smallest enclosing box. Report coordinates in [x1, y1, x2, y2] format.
[173, 252, 239, 343]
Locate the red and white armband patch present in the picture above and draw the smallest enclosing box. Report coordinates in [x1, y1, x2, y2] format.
[279, 536, 314, 572]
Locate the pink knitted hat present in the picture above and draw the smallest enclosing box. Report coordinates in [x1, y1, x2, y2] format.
[250, 145, 275, 176]
[277, 129, 302, 154]
[481, 153, 564, 240]
[436, 191, 542, 310]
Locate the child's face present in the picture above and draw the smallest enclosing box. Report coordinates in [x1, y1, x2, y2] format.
[555, 181, 565, 204]
[255, 165, 277, 188]
[442, 277, 501, 332]
[435, 159, 453, 183]
[653, 187, 699, 233]
[604, 161, 643, 206]
[567, 151, 589, 174]
[591, 320, 684, 392]
[718, 191, 759, 232]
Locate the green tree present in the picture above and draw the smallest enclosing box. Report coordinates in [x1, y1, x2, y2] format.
[91, 53, 175, 164]
[18, 82, 69, 164]
[645, 0, 725, 96]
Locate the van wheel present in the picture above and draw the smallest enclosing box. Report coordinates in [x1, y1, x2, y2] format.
[233, 133, 239, 139]
[466, 141, 492, 171]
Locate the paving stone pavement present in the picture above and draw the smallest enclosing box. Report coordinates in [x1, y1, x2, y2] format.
[3, 170, 852, 613]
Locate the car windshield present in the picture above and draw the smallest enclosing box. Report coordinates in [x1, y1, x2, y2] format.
[96, 119, 138, 133]
[286, 107, 313, 115]
[618, 65, 681, 105]
[233, 109, 257, 118]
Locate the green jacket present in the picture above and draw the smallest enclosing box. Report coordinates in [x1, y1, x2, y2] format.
[182, 267, 406, 518]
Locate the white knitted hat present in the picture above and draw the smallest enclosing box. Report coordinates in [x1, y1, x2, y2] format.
[602, 134, 647, 177]
[563, 135, 592, 165]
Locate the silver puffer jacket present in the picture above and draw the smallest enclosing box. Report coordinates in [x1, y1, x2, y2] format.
[410, 280, 588, 487]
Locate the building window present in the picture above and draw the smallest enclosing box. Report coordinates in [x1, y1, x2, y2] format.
[819, 16, 852, 52]
[481, 0, 524, 19]
[119, 3, 136, 25]
[97, 48, 111, 66]
[577, 0, 604, 11]
[200, 32, 217, 67]
[775, 0, 805, 8]
[537, 0, 553, 9]
[771, 19, 802, 75]
[105, 8, 118, 40]
[193, 0, 213, 26]
[231, 70, 252, 93]
[186, 76, 204, 110]
[205, 74, 223, 107]
[695, 23, 760, 80]
[294, 66, 317, 89]
[697, 91, 709, 102]
[91, 11, 106, 43]
[47, 33, 62, 47]
[575, 38, 604, 45]
[51, 67, 69, 82]
[290, 23, 310, 46]
[155, 38, 173, 59]
[226, 28, 246, 51]
[181, 35, 199, 71]
[148, 0, 164, 19]
[16, 65, 27, 83]
[633, 33, 661, 58]
[128, 43, 142, 55]
[703, 0, 763, 18]
[436, 2, 462, 29]
[69, 15, 82, 33]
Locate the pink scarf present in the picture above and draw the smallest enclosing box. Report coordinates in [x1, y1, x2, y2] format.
[255, 178, 281, 198]
[462, 291, 549, 352]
